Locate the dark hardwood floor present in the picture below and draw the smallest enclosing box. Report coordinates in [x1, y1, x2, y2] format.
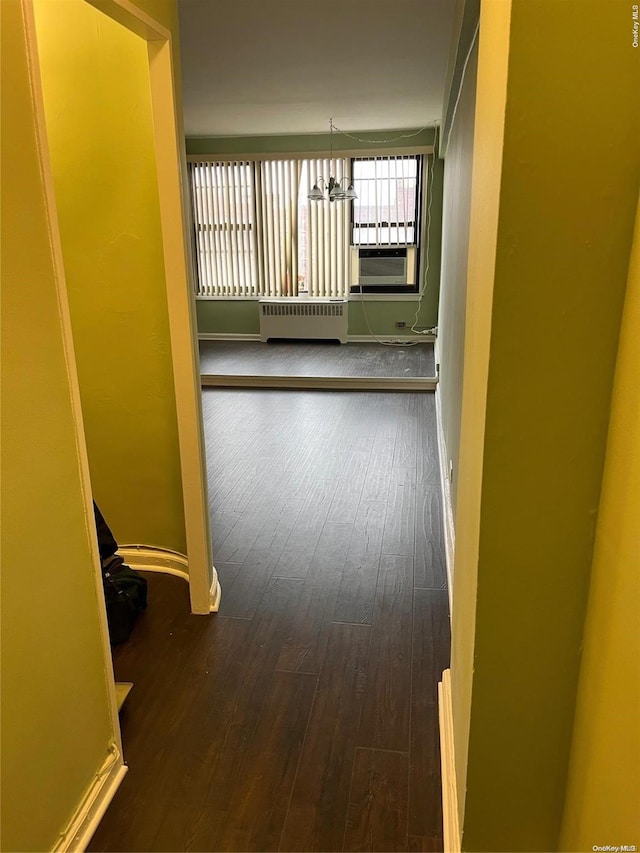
[199, 340, 436, 379]
[89, 389, 450, 853]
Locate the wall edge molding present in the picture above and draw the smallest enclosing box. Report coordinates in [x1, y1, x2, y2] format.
[187, 144, 433, 161]
[439, 669, 461, 853]
[196, 295, 428, 303]
[118, 544, 189, 580]
[209, 565, 221, 612]
[198, 332, 261, 341]
[197, 333, 435, 344]
[201, 374, 437, 392]
[54, 748, 127, 852]
[118, 545, 222, 612]
[435, 387, 456, 613]
[347, 334, 436, 343]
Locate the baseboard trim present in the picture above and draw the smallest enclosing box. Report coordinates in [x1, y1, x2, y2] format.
[118, 544, 189, 580]
[118, 545, 221, 613]
[438, 669, 461, 853]
[435, 387, 455, 614]
[209, 565, 221, 612]
[347, 334, 436, 344]
[197, 333, 435, 345]
[198, 332, 261, 341]
[54, 746, 126, 852]
[201, 374, 437, 392]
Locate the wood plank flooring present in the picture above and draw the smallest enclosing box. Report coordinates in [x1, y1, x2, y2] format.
[89, 389, 450, 853]
[199, 340, 436, 379]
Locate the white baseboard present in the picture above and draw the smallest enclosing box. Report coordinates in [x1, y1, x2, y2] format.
[435, 387, 455, 615]
[347, 334, 436, 344]
[201, 374, 437, 392]
[438, 669, 461, 853]
[118, 545, 221, 613]
[198, 332, 260, 341]
[118, 544, 189, 581]
[198, 333, 435, 345]
[209, 565, 221, 612]
[54, 745, 127, 852]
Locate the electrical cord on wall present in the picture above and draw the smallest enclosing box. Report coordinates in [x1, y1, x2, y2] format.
[409, 123, 439, 338]
[355, 279, 420, 347]
[335, 122, 439, 348]
[405, 21, 479, 339]
[444, 20, 480, 156]
[330, 123, 437, 145]
[335, 18, 480, 348]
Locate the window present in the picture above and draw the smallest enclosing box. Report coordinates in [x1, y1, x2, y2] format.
[298, 159, 350, 298]
[190, 162, 257, 296]
[351, 155, 422, 247]
[188, 151, 425, 299]
[189, 157, 350, 299]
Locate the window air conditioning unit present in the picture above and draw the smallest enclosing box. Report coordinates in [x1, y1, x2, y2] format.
[350, 246, 417, 288]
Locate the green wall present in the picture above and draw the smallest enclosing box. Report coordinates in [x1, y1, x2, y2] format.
[449, 1, 640, 850]
[347, 299, 433, 336]
[34, 0, 186, 552]
[1, 2, 116, 848]
[186, 127, 437, 156]
[188, 130, 443, 335]
[196, 299, 260, 335]
[195, 293, 440, 339]
[436, 36, 478, 516]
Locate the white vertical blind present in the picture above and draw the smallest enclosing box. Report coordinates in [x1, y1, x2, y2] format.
[209, 164, 225, 290]
[189, 161, 257, 296]
[252, 166, 265, 296]
[300, 157, 350, 298]
[189, 156, 354, 298]
[259, 159, 300, 297]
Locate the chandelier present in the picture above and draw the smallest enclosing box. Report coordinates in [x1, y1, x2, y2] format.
[307, 119, 358, 203]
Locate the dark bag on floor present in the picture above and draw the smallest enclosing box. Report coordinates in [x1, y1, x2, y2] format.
[94, 503, 147, 645]
[102, 554, 148, 645]
[93, 502, 119, 560]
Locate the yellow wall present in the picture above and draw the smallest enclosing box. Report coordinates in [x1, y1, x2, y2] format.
[450, 0, 510, 823]
[33, 0, 186, 552]
[1, 0, 196, 847]
[450, 1, 640, 850]
[0, 1, 116, 848]
[559, 194, 640, 850]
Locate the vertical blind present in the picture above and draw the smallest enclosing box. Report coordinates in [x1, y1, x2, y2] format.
[190, 161, 257, 296]
[259, 159, 300, 297]
[188, 157, 351, 299]
[301, 159, 349, 298]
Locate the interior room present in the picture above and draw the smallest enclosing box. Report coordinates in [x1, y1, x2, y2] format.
[2, 0, 638, 852]
[184, 2, 449, 391]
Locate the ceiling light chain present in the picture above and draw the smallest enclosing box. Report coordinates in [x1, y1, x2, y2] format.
[308, 118, 357, 203]
[308, 118, 438, 203]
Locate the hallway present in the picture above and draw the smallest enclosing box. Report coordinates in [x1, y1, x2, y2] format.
[89, 389, 450, 852]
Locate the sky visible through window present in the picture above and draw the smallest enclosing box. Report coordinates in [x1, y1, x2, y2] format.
[352, 156, 419, 246]
[190, 155, 421, 295]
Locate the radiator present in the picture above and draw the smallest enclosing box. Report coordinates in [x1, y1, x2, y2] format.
[259, 299, 348, 343]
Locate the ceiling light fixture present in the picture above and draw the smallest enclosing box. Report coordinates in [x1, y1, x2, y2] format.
[308, 118, 358, 203]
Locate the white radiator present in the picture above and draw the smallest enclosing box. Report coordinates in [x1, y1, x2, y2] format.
[259, 298, 348, 343]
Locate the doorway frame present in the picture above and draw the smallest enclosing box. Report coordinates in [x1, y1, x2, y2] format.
[83, 0, 218, 615]
[18, 0, 213, 844]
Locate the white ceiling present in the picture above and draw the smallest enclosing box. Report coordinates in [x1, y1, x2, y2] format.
[178, 0, 457, 138]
